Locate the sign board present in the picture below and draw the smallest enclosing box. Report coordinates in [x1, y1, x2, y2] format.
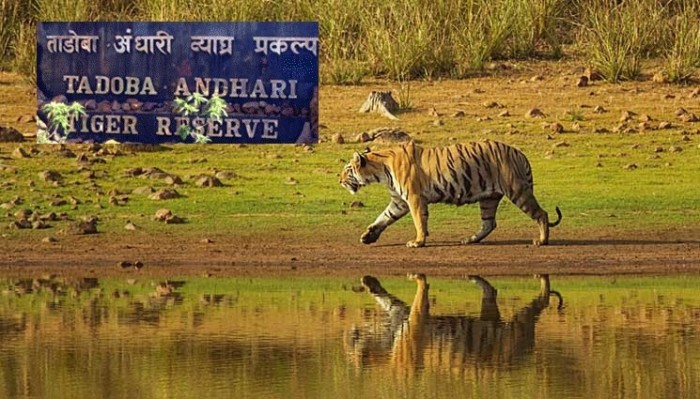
[37, 22, 319, 144]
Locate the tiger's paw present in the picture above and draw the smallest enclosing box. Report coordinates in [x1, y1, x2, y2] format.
[462, 236, 481, 244]
[406, 240, 426, 248]
[360, 229, 381, 244]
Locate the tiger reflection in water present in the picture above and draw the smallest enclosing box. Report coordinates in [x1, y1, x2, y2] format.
[346, 273, 562, 373]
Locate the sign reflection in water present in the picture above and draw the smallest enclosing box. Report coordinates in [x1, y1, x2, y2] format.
[0, 275, 698, 399]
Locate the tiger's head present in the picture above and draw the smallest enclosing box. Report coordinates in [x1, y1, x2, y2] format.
[339, 148, 382, 194]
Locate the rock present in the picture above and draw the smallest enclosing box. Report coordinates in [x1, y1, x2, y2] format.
[669, 146, 683, 153]
[498, 110, 510, 117]
[576, 76, 589, 87]
[154, 209, 173, 221]
[149, 188, 180, 200]
[331, 133, 345, 144]
[350, 201, 365, 208]
[452, 110, 465, 118]
[356, 132, 372, 143]
[654, 146, 664, 153]
[549, 123, 564, 133]
[428, 107, 441, 117]
[620, 110, 636, 122]
[132, 186, 155, 195]
[38, 170, 61, 183]
[483, 101, 503, 109]
[119, 261, 132, 269]
[164, 175, 183, 185]
[525, 108, 545, 118]
[0, 126, 25, 142]
[69, 217, 98, 234]
[124, 221, 138, 231]
[675, 107, 688, 117]
[531, 74, 544, 81]
[12, 147, 30, 159]
[679, 113, 699, 123]
[624, 163, 638, 170]
[165, 215, 185, 224]
[594, 105, 607, 113]
[42, 236, 57, 243]
[195, 176, 223, 187]
[658, 121, 672, 129]
[639, 114, 653, 122]
[432, 119, 443, 127]
[285, 177, 298, 185]
[553, 141, 569, 148]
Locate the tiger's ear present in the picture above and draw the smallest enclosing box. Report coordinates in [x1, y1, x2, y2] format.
[353, 152, 367, 167]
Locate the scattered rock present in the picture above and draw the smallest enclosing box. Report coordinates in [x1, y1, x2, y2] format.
[620, 110, 636, 122]
[594, 105, 607, 113]
[195, 176, 223, 187]
[553, 141, 569, 148]
[669, 146, 683, 153]
[498, 110, 510, 117]
[331, 133, 345, 144]
[132, 186, 155, 195]
[549, 122, 564, 134]
[531, 74, 544, 82]
[0, 126, 25, 142]
[285, 177, 298, 185]
[452, 110, 465, 118]
[483, 101, 504, 109]
[356, 127, 412, 144]
[432, 119, 443, 127]
[12, 147, 30, 159]
[675, 107, 689, 117]
[428, 107, 441, 117]
[679, 113, 699, 123]
[68, 216, 98, 235]
[42, 236, 57, 243]
[525, 108, 545, 118]
[149, 188, 180, 200]
[654, 146, 664, 153]
[350, 201, 365, 208]
[639, 114, 653, 122]
[164, 175, 183, 185]
[124, 221, 138, 231]
[576, 76, 588, 87]
[119, 261, 132, 269]
[624, 163, 638, 170]
[658, 121, 672, 130]
[594, 127, 610, 134]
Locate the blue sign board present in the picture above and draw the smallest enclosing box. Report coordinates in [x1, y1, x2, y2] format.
[37, 22, 319, 144]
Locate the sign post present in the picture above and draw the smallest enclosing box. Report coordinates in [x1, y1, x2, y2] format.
[37, 22, 319, 144]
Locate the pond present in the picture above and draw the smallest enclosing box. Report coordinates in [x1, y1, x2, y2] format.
[0, 274, 698, 399]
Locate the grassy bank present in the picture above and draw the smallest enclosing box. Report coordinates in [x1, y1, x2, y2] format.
[2, 65, 699, 244]
[2, 0, 700, 83]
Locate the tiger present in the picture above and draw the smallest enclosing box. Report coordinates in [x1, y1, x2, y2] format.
[339, 139, 562, 247]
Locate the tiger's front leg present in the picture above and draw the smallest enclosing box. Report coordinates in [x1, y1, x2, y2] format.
[406, 195, 429, 248]
[361, 195, 410, 244]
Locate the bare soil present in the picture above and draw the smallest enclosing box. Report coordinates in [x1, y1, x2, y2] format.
[1, 227, 699, 278]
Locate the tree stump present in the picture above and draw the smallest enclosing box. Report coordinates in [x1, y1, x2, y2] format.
[359, 91, 399, 120]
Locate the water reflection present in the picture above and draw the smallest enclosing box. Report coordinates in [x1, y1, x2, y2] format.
[0, 275, 698, 398]
[347, 274, 562, 371]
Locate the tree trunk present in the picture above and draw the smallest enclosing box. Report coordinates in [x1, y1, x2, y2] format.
[358, 91, 399, 120]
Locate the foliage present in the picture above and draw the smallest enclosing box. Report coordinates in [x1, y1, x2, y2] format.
[172, 93, 228, 144]
[39, 101, 86, 144]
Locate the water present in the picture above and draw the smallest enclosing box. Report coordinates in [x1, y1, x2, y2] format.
[0, 275, 698, 399]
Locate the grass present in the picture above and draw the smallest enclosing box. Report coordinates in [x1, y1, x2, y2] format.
[2, 65, 700, 243]
[2, 0, 699, 82]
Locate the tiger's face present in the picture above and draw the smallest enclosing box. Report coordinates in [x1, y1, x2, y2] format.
[339, 152, 367, 194]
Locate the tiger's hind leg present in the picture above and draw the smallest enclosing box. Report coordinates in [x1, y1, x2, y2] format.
[510, 188, 553, 246]
[462, 195, 503, 244]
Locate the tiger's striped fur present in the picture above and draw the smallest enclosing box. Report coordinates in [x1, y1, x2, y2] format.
[339, 139, 561, 247]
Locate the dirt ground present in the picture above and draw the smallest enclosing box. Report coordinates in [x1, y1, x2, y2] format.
[1, 226, 699, 278]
